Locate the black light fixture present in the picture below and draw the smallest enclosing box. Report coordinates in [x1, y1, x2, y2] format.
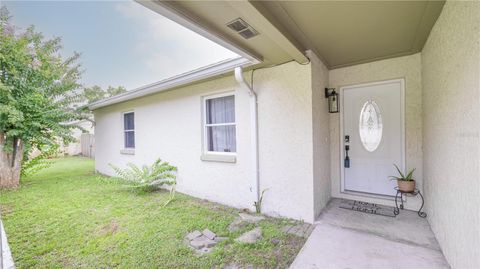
[325, 88, 339, 113]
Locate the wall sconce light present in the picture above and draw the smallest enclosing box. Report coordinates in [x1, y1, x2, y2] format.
[325, 88, 339, 113]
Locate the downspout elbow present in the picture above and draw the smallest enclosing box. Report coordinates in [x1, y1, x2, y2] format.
[235, 67, 256, 97]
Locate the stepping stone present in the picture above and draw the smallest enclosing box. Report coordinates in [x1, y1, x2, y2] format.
[202, 228, 216, 240]
[190, 235, 217, 249]
[235, 227, 262, 244]
[283, 223, 314, 238]
[214, 236, 228, 243]
[239, 213, 265, 223]
[228, 218, 247, 232]
[282, 225, 293, 233]
[186, 230, 202, 240]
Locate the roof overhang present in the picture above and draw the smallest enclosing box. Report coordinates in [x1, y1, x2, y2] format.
[136, 0, 309, 68]
[88, 57, 251, 110]
[137, 0, 444, 69]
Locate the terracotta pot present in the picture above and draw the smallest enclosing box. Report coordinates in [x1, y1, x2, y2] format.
[397, 180, 415, 192]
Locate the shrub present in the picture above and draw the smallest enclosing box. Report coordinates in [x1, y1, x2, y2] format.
[109, 158, 177, 192]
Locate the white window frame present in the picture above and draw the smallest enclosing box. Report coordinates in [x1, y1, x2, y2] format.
[202, 92, 237, 157]
[123, 111, 135, 149]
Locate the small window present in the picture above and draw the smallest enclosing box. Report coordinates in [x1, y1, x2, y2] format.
[123, 112, 135, 148]
[359, 100, 383, 152]
[204, 95, 236, 153]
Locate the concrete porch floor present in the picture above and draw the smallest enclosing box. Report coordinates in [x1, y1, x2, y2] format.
[290, 198, 450, 269]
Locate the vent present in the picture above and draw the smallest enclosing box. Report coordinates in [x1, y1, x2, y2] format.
[226, 18, 259, 39]
[238, 28, 258, 39]
[227, 18, 249, 32]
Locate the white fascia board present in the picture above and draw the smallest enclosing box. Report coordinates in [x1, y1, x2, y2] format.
[88, 57, 252, 110]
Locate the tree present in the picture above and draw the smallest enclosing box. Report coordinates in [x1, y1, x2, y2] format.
[83, 85, 126, 103]
[0, 7, 83, 187]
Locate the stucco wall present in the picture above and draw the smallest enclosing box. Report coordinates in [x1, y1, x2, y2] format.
[94, 61, 318, 222]
[328, 53, 423, 210]
[253, 61, 316, 222]
[308, 51, 332, 219]
[421, 1, 480, 268]
[94, 75, 255, 210]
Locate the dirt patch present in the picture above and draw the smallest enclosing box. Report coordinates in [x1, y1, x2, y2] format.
[0, 204, 13, 216]
[96, 219, 120, 236]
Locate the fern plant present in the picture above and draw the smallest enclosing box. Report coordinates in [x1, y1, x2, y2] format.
[389, 164, 415, 181]
[109, 159, 177, 192]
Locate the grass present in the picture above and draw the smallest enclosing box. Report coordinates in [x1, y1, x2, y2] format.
[0, 157, 305, 269]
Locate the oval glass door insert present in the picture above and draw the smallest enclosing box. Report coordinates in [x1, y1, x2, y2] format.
[359, 99, 383, 152]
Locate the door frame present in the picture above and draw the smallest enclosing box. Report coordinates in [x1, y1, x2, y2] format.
[339, 78, 406, 198]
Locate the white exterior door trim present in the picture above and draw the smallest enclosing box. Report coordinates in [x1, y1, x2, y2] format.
[339, 78, 406, 198]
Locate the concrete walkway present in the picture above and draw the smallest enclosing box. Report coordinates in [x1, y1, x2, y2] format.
[1, 219, 15, 269]
[290, 199, 450, 269]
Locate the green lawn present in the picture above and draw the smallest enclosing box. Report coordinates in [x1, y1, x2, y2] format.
[0, 157, 305, 269]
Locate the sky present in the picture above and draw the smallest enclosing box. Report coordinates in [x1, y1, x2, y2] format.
[2, 0, 239, 90]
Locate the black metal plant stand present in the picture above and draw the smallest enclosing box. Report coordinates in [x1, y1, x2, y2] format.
[393, 187, 427, 218]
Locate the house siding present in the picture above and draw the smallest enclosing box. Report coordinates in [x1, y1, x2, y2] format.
[328, 53, 423, 210]
[421, 1, 480, 268]
[94, 61, 321, 222]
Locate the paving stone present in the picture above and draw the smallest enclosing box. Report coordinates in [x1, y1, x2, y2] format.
[239, 213, 265, 223]
[202, 228, 216, 240]
[214, 236, 229, 243]
[305, 225, 315, 237]
[186, 230, 202, 241]
[204, 238, 217, 248]
[190, 238, 206, 249]
[235, 227, 262, 244]
[271, 238, 281, 245]
[300, 223, 311, 235]
[282, 225, 293, 233]
[228, 218, 247, 232]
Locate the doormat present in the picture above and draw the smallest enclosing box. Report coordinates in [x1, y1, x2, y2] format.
[339, 199, 396, 217]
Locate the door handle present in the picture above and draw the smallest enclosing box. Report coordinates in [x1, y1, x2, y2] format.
[344, 145, 350, 168]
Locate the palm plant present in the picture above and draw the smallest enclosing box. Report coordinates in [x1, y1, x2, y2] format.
[389, 164, 415, 181]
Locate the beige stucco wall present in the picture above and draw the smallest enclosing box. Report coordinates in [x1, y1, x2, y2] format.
[308, 51, 332, 219]
[253, 61, 317, 222]
[328, 53, 423, 210]
[94, 61, 319, 222]
[421, 1, 480, 268]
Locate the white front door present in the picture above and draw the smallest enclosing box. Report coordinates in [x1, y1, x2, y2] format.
[341, 79, 405, 196]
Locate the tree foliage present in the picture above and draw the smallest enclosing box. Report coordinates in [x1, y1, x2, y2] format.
[0, 6, 84, 186]
[83, 85, 126, 104]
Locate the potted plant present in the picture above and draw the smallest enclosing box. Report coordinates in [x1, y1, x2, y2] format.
[390, 164, 416, 192]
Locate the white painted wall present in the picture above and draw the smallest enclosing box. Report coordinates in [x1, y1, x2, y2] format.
[328, 54, 423, 210]
[95, 75, 255, 210]
[94, 61, 320, 222]
[421, 1, 480, 268]
[308, 51, 332, 219]
[252, 61, 317, 223]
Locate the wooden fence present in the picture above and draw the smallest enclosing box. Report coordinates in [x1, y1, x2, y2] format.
[80, 133, 95, 158]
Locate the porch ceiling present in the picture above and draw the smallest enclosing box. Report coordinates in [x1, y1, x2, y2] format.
[139, 0, 445, 69]
[258, 0, 445, 69]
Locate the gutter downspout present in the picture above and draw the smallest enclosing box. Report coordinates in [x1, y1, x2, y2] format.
[234, 67, 260, 209]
